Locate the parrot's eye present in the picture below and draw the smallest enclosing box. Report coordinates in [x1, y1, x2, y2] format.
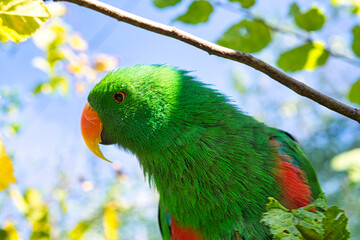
[113, 92, 125, 103]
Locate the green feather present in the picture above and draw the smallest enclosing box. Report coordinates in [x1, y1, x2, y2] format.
[88, 65, 322, 239]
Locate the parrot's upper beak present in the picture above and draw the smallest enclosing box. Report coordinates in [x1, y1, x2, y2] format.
[81, 103, 110, 162]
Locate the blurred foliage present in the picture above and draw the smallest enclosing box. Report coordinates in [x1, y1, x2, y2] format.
[262, 197, 350, 240]
[0, 89, 23, 138]
[0, 89, 21, 116]
[0, 137, 16, 191]
[10, 189, 51, 240]
[332, 149, 360, 183]
[0, 0, 50, 43]
[331, 0, 360, 14]
[0, 221, 20, 240]
[0, 173, 159, 239]
[30, 3, 117, 96]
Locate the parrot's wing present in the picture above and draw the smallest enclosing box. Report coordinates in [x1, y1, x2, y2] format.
[269, 130, 324, 209]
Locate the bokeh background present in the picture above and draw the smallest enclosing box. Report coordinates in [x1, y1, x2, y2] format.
[1, 0, 360, 239]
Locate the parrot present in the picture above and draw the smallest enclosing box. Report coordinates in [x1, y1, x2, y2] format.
[80, 64, 323, 240]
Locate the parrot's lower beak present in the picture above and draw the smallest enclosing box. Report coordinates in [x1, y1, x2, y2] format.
[81, 102, 110, 162]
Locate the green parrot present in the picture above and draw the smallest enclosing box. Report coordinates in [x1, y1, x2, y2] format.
[81, 65, 323, 240]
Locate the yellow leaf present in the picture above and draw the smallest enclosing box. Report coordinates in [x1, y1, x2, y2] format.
[0, 18, 25, 42]
[304, 42, 327, 70]
[2, 221, 21, 240]
[0, 0, 50, 43]
[103, 202, 119, 240]
[69, 221, 91, 240]
[0, 137, 16, 191]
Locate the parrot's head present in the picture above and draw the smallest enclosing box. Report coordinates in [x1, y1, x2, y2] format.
[80, 64, 188, 161]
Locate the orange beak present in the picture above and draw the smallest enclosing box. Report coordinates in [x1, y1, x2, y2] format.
[81, 103, 110, 162]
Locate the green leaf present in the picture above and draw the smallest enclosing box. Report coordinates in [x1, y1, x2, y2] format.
[292, 209, 325, 239]
[277, 42, 329, 72]
[229, 0, 256, 9]
[261, 198, 303, 239]
[262, 198, 350, 240]
[323, 206, 351, 240]
[348, 79, 360, 106]
[175, 0, 213, 24]
[290, 3, 326, 32]
[153, 0, 181, 8]
[0, 0, 50, 43]
[352, 25, 360, 57]
[217, 19, 272, 53]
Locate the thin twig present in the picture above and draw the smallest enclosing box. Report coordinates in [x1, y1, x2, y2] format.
[55, 0, 360, 123]
[330, 52, 360, 68]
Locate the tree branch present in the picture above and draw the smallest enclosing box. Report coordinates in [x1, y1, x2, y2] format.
[55, 0, 360, 123]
